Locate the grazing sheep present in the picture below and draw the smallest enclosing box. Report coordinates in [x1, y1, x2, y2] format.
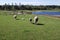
[13, 15, 17, 19]
[34, 16, 38, 24]
[29, 18, 32, 23]
[21, 18, 25, 20]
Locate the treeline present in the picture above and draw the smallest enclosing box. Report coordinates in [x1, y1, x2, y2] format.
[0, 4, 60, 10]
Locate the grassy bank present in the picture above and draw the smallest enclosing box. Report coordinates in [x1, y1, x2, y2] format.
[0, 9, 60, 15]
[18, 9, 60, 12]
[0, 9, 60, 12]
[0, 13, 60, 40]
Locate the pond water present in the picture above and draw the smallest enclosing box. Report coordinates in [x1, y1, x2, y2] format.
[32, 12, 60, 16]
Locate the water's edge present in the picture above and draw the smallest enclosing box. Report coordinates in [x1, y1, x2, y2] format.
[32, 12, 60, 16]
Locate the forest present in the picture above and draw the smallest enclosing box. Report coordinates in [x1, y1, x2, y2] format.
[0, 3, 60, 10]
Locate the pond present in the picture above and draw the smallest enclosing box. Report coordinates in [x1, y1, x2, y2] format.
[32, 12, 60, 16]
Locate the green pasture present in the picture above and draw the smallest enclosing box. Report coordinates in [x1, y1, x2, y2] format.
[0, 11, 60, 40]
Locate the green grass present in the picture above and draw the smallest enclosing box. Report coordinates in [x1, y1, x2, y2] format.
[0, 14, 60, 40]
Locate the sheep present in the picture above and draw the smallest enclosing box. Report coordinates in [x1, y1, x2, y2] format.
[13, 15, 17, 19]
[21, 18, 25, 20]
[34, 16, 38, 24]
[29, 18, 32, 23]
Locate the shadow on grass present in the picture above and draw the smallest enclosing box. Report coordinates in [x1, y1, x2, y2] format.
[36, 23, 44, 25]
[16, 19, 20, 20]
[32, 23, 44, 25]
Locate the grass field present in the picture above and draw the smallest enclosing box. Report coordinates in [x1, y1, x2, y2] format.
[0, 13, 60, 40]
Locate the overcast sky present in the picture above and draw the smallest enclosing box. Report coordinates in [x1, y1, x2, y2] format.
[0, 0, 60, 5]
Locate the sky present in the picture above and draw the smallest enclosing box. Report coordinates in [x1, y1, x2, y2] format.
[0, 0, 60, 5]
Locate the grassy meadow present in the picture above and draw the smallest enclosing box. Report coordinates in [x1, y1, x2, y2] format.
[0, 11, 60, 40]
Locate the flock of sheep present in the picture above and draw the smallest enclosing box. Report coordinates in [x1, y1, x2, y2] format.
[13, 15, 38, 24]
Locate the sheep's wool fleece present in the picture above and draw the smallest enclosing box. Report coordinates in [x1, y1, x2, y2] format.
[34, 16, 38, 20]
[13, 15, 17, 17]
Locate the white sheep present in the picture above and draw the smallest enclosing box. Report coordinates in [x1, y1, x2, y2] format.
[21, 18, 25, 20]
[13, 15, 17, 19]
[34, 16, 38, 24]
